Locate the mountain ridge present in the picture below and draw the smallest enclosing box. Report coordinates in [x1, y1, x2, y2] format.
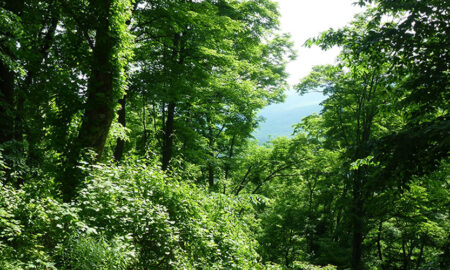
[254, 91, 325, 143]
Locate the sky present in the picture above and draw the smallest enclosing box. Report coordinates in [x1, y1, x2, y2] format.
[275, 0, 364, 86]
[255, 1, 364, 142]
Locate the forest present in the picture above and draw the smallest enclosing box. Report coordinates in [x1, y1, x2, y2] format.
[0, 0, 448, 269]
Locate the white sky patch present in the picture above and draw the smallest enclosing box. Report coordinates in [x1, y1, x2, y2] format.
[276, 0, 364, 86]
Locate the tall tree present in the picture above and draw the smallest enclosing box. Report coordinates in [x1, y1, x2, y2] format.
[129, 0, 293, 180]
[61, 0, 133, 200]
[0, 0, 62, 182]
[295, 1, 449, 267]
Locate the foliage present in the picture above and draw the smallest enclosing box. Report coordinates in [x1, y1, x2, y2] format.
[0, 0, 447, 269]
[0, 157, 275, 269]
[292, 261, 337, 270]
[0, 180, 83, 269]
[74, 158, 264, 269]
[60, 234, 136, 270]
[289, 0, 449, 268]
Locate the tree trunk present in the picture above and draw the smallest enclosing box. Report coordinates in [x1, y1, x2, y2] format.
[224, 134, 236, 179]
[377, 221, 385, 270]
[161, 32, 183, 171]
[77, 3, 115, 161]
[0, 0, 25, 145]
[401, 238, 408, 270]
[114, 95, 126, 161]
[351, 170, 364, 270]
[306, 177, 315, 253]
[62, 0, 121, 201]
[0, 1, 24, 184]
[351, 201, 363, 270]
[208, 163, 214, 188]
[0, 60, 15, 145]
[416, 239, 424, 268]
[162, 101, 175, 171]
[0, 57, 20, 185]
[25, 14, 59, 168]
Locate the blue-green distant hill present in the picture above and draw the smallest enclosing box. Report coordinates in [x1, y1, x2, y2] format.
[254, 91, 325, 143]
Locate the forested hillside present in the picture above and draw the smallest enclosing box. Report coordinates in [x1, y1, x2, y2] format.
[0, 0, 448, 269]
[254, 91, 324, 143]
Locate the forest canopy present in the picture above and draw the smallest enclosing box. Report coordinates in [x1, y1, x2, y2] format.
[0, 0, 448, 269]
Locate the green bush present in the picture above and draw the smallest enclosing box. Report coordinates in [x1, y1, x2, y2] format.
[0, 155, 335, 269]
[292, 261, 337, 270]
[60, 234, 136, 270]
[74, 158, 262, 269]
[0, 182, 78, 269]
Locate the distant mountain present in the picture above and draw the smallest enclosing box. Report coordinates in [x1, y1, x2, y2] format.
[254, 91, 325, 143]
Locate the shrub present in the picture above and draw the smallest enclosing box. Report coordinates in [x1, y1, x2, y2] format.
[292, 261, 337, 270]
[59, 234, 136, 270]
[74, 157, 263, 269]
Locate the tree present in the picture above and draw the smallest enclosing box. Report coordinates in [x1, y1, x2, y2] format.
[297, 61, 393, 269]
[295, 1, 449, 267]
[128, 0, 293, 183]
[60, 0, 134, 200]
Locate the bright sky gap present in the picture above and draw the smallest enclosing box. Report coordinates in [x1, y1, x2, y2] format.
[255, 0, 364, 142]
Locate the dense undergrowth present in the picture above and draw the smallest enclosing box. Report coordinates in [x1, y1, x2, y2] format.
[0, 156, 335, 269]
